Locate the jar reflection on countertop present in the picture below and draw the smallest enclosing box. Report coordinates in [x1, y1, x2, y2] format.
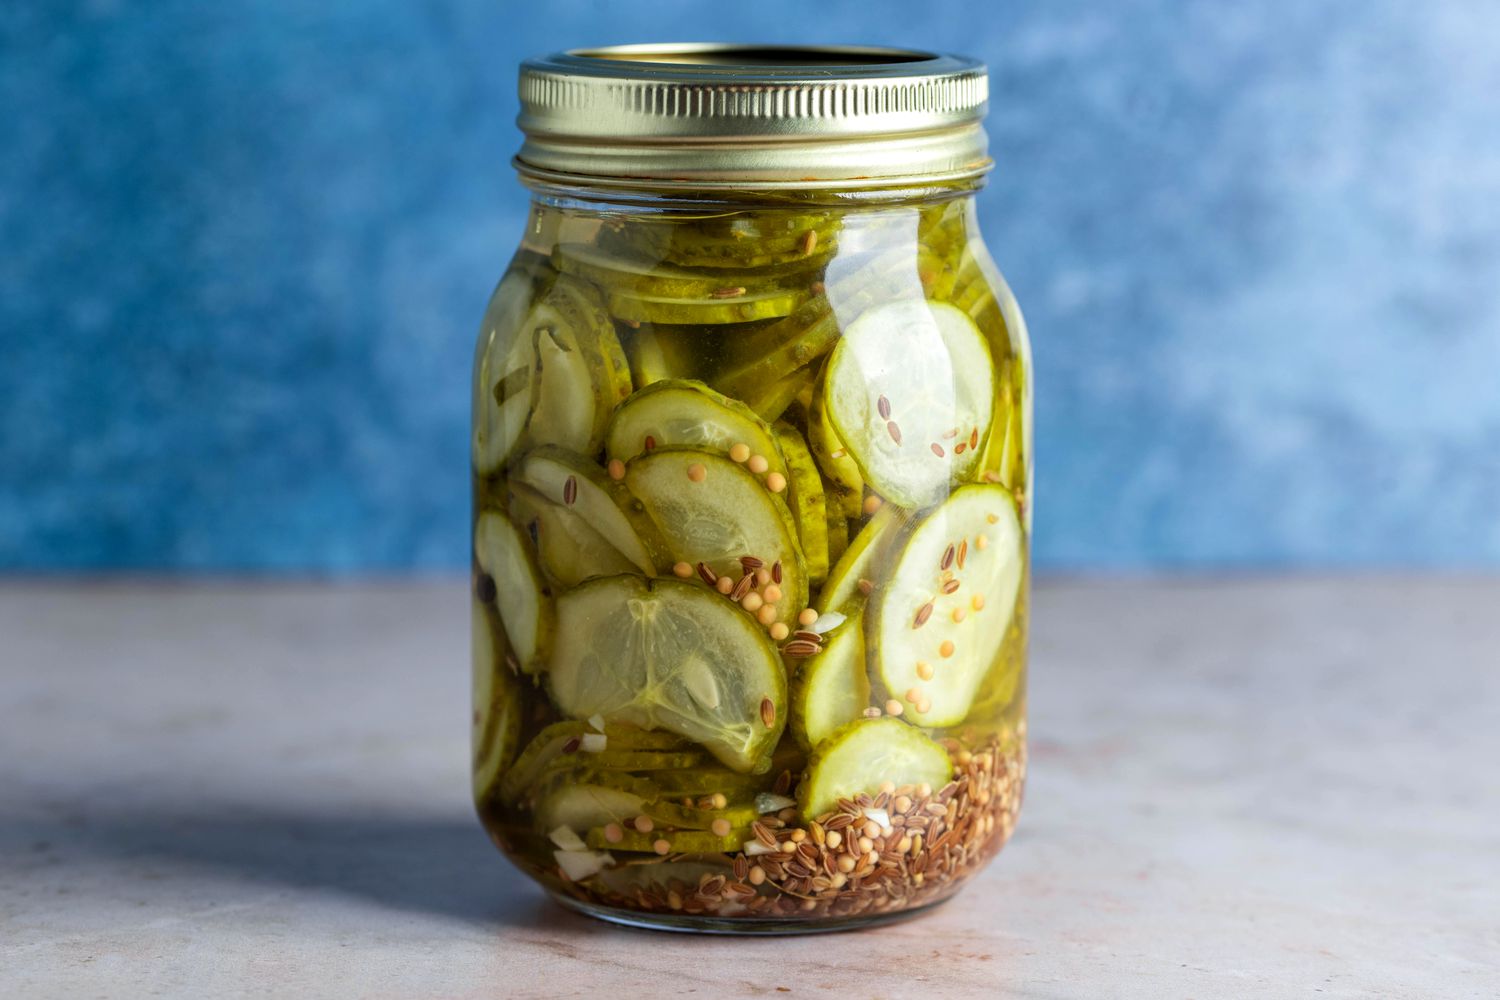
[471, 44, 1031, 934]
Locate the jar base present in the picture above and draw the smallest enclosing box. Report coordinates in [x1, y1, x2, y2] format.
[548, 890, 954, 936]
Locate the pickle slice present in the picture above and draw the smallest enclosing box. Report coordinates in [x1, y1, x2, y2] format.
[472, 601, 522, 804]
[797, 717, 953, 820]
[711, 300, 838, 405]
[825, 301, 995, 509]
[873, 484, 1024, 726]
[808, 379, 865, 519]
[596, 211, 839, 268]
[585, 825, 754, 854]
[500, 722, 589, 805]
[745, 362, 817, 422]
[474, 510, 552, 673]
[548, 576, 787, 772]
[817, 501, 907, 615]
[515, 448, 659, 577]
[773, 422, 829, 587]
[472, 262, 546, 475]
[636, 768, 766, 799]
[580, 749, 709, 770]
[626, 450, 808, 628]
[608, 287, 809, 326]
[623, 323, 696, 386]
[535, 781, 648, 834]
[643, 799, 760, 831]
[789, 608, 869, 750]
[510, 483, 641, 589]
[523, 276, 632, 455]
[592, 860, 735, 896]
[605, 380, 787, 480]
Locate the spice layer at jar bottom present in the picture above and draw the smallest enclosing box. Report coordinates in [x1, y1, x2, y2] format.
[472, 194, 1032, 931]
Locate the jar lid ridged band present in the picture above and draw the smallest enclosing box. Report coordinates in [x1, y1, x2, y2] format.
[514, 44, 991, 189]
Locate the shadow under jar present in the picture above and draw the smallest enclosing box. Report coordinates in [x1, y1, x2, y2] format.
[471, 44, 1032, 934]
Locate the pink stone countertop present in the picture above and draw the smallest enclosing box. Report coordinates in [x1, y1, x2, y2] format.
[2, 579, 1495, 999]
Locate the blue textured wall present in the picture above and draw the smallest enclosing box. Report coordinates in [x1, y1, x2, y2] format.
[3, 1, 1498, 572]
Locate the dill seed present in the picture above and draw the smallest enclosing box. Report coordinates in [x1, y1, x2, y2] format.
[780, 640, 821, 657]
[697, 561, 718, 585]
[644, 434, 656, 451]
[562, 475, 578, 506]
[886, 420, 902, 445]
[877, 395, 892, 420]
[941, 544, 956, 570]
[760, 697, 776, 727]
[711, 286, 747, 299]
[970, 427, 980, 449]
[772, 560, 783, 584]
[793, 630, 822, 643]
[931, 443, 945, 457]
[954, 442, 967, 455]
[913, 602, 935, 628]
[957, 539, 968, 569]
[942, 578, 961, 594]
[562, 737, 581, 753]
[687, 463, 707, 483]
[863, 707, 882, 719]
[740, 555, 764, 571]
[732, 575, 756, 602]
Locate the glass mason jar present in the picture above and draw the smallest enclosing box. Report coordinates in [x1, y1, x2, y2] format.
[471, 45, 1031, 933]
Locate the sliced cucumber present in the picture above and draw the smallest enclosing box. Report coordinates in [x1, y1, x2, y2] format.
[824, 498, 850, 569]
[807, 378, 865, 520]
[510, 483, 641, 589]
[472, 601, 522, 804]
[626, 450, 807, 627]
[745, 363, 817, 423]
[825, 301, 995, 508]
[596, 211, 839, 269]
[789, 608, 869, 750]
[547, 576, 787, 772]
[773, 422, 829, 587]
[523, 276, 632, 455]
[515, 448, 659, 577]
[622, 323, 696, 386]
[499, 722, 590, 805]
[636, 768, 767, 799]
[797, 717, 953, 820]
[873, 484, 1024, 726]
[586, 825, 753, 855]
[978, 356, 1028, 494]
[710, 300, 838, 405]
[817, 501, 907, 615]
[534, 781, 647, 834]
[555, 242, 816, 300]
[474, 510, 552, 673]
[608, 287, 809, 326]
[605, 380, 786, 479]
[580, 749, 710, 770]
[472, 261, 547, 475]
[643, 798, 760, 831]
[592, 860, 735, 895]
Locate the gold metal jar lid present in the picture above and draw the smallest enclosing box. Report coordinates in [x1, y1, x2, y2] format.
[515, 44, 990, 190]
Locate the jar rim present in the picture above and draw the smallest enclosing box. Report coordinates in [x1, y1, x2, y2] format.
[514, 43, 991, 189]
